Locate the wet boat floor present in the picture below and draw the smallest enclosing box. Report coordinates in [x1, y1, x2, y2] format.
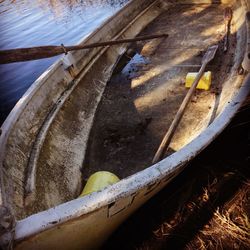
[83, 3, 236, 180]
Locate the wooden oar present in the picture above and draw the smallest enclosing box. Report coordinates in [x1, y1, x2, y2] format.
[0, 33, 168, 64]
[152, 45, 218, 164]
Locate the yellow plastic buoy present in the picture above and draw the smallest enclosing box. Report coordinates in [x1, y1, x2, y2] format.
[185, 71, 212, 91]
[79, 171, 120, 197]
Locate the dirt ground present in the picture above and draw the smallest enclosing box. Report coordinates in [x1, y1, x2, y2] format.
[102, 98, 250, 250]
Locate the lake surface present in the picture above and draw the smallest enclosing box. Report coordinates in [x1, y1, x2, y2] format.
[0, 0, 129, 124]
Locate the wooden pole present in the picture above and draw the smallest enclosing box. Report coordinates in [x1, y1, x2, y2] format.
[0, 33, 168, 64]
[152, 45, 218, 164]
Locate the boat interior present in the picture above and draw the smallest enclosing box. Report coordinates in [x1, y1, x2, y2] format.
[0, 0, 248, 220]
[84, 2, 242, 179]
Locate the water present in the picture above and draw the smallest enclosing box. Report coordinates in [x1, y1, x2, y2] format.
[0, 0, 129, 125]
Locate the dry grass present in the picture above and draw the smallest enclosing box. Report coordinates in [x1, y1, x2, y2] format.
[186, 181, 250, 250]
[148, 176, 250, 250]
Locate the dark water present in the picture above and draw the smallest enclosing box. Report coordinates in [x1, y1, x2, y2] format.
[0, 0, 129, 124]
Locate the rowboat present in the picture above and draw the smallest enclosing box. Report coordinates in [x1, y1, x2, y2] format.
[0, 0, 250, 249]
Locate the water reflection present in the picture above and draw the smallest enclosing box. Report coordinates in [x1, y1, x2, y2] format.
[0, 0, 129, 124]
[1, 0, 129, 22]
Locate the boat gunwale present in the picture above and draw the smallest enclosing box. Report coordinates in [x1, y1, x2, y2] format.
[13, 73, 250, 242]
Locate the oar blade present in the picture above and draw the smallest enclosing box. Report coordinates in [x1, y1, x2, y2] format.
[202, 45, 218, 64]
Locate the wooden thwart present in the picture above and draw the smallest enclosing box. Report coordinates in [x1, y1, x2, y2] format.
[0, 33, 168, 64]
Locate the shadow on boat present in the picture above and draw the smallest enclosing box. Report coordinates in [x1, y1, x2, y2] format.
[82, 1, 238, 181]
[102, 98, 250, 249]
[99, 2, 250, 249]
